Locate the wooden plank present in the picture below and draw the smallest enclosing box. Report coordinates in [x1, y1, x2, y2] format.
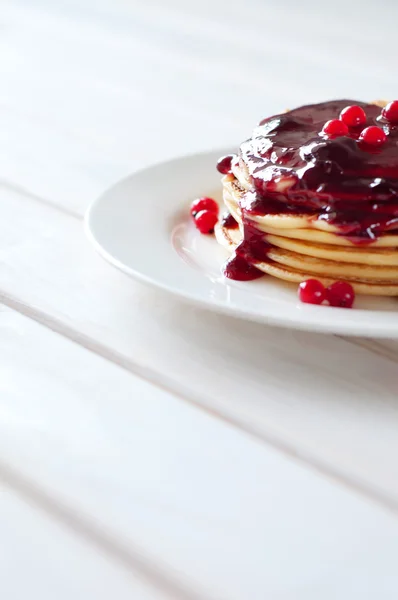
[347, 337, 398, 365]
[1, 305, 398, 599]
[0, 480, 172, 600]
[2, 0, 398, 378]
[1, 0, 397, 212]
[0, 186, 398, 509]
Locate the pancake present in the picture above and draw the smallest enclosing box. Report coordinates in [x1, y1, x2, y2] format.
[259, 226, 398, 248]
[265, 234, 398, 266]
[223, 176, 398, 238]
[215, 220, 398, 296]
[267, 247, 398, 281]
[223, 181, 398, 248]
[258, 263, 398, 296]
[215, 99, 398, 295]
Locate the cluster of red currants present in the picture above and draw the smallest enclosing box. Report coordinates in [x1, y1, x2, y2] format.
[298, 279, 355, 308]
[321, 101, 398, 148]
[190, 197, 219, 234]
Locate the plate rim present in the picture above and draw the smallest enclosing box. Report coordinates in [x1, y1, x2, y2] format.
[85, 149, 398, 338]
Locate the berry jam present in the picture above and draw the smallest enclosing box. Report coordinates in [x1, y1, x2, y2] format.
[221, 212, 239, 229]
[220, 100, 398, 281]
[223, 215, 270, 280]
[223, 254, 264, 281]
[240, 100, 398, 236]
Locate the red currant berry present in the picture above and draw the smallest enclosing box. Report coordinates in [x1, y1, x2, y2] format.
[326, 281, 355, 308]
[298, 279, 326, 305]
[382, 101, 398, 123]
[190, 197, 219, 218]
[194, 209, 218, 234]
[321, 119, 349, 138]
[216, 154, 234, 174]
[359, 126, 386, 147]
[340, 105, 367, 128]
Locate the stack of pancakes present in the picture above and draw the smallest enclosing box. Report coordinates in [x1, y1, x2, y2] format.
[215, 100, 398, 295]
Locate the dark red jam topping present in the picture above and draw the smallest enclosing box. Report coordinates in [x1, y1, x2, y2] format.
[221, 212, 239, 229]
[219, 100, 398, 281]
[240, 100, 398, 242]
[223, 254, 264, 281]
[216, 154, 234, 174]
[223, 215, 270, 281]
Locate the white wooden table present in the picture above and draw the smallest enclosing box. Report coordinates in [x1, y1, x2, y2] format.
[2, 0, 398, 598]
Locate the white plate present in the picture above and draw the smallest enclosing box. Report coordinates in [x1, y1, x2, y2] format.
[85, 149, 398, 337]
